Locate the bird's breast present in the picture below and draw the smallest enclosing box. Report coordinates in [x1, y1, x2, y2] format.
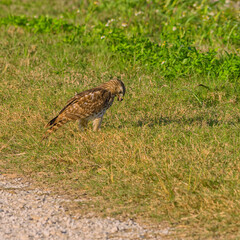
[87, 108, 107, 121]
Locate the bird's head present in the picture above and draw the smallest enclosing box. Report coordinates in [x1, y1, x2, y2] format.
[101, 77, 126, 101]
[115, 79, 126, 101]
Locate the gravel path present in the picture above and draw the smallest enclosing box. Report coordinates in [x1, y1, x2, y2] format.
[0, 175, 170, 239]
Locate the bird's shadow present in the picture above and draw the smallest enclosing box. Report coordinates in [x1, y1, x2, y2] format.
[136, 115, 240, 128]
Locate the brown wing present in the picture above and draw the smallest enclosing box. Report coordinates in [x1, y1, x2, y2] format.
[58, 87, 112, 120]
[44, 87, 112, 132]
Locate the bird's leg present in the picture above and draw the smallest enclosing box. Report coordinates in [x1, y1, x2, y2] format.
[92, 117, 103, 131]
[79, 119, 88, 132]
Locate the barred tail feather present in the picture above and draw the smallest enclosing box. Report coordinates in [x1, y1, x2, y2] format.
[42, 117, 69, 140]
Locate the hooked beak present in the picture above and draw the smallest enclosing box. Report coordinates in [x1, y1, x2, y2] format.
[117, 95, 124, 101]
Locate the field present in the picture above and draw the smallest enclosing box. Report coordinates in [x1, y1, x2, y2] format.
[0, 0, 240, 238]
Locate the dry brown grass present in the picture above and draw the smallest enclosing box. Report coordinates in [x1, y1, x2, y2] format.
[1, 59, 239, 238]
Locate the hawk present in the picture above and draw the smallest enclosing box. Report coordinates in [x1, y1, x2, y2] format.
[42, 78, 126, 139]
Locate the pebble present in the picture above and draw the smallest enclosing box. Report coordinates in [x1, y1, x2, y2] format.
[0, 175, 170, 239]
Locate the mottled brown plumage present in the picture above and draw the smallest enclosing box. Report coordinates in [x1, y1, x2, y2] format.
[43, 78, 126, 139]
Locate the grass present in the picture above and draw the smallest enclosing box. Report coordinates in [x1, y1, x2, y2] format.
[0, 0, 240, 238]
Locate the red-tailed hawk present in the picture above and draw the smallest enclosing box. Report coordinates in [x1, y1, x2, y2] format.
[43, 78, 126, 139]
